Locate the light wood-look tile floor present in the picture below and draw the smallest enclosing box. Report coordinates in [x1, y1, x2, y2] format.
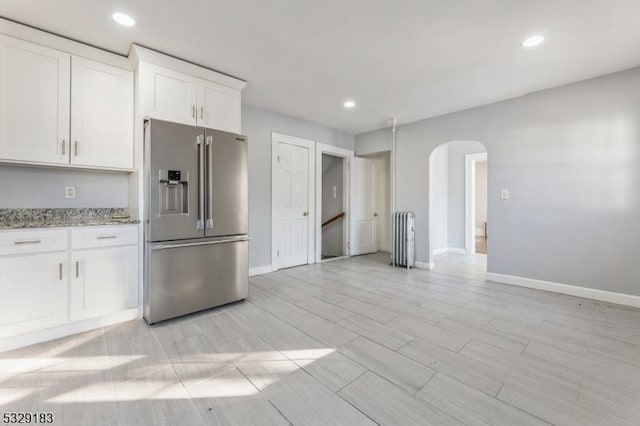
[2, 252, 640, 425]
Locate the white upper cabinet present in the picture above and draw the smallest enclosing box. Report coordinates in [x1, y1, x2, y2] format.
[131, 45, 245, 133]
[71, 56, 134, 169]
[0, 33, 135, 171]
[140, 62, 198, 126]
[0, 34, 70, 164]
[196, 78, 241, 133]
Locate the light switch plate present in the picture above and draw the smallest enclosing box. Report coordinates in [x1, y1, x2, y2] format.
[500, 189, 509, 200]
[65, 186, 76, 199]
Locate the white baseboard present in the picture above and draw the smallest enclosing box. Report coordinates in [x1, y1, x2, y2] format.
[432, 247, 467, 255]
[249, 264, 273, 277]
[415, 261, 434, 270]
[0, 308, 140, 352]
[447, 247, 467, 254]
[486, 272, 640, 309]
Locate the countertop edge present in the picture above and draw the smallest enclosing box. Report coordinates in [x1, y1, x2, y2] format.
[0, 220, 141, 230]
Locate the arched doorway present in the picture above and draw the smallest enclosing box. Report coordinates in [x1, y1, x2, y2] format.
[428, 140, 487, 279]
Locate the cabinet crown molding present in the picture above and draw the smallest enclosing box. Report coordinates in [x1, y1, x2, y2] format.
[128, 44, 247, 91]
[0, 18, 131, 70]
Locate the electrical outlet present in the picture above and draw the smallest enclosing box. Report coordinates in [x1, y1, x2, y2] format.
[500, 188, 509, 200]
[65, 186, 76, 199]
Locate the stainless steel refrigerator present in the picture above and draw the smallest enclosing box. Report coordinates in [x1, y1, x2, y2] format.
[143, 119, 248, 324]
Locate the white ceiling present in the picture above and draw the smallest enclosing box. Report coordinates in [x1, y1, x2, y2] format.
[2, 0, 640, 134]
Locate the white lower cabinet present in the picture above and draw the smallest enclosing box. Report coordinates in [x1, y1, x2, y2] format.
[70, 245, 137, 321]
[0, 252, 67, 339]
[0, 226, 138, 342]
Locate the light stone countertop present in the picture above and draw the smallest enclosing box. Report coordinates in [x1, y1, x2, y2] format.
[0, 208, 140, 230]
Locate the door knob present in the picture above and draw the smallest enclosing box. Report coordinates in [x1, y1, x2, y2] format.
[374, 212, 378, 217]
[303, 211, 309, 217]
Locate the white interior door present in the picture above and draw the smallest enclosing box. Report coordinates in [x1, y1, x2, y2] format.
[350, 157, 377, 255]
[274, 140, 310, 269]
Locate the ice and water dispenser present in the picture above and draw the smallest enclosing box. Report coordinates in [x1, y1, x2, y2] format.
[158, 169, 189, 216]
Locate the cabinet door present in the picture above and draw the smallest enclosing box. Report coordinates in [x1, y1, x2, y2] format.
[0, 35, 70, 164]
[71, 57, 134, 169]
[70, 246, 137, 321]
[140, 63, 197, 126]
[196, 78, 241, 133]
[0, 252, 67, 339]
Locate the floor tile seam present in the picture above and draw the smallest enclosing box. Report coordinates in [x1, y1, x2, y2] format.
[248, 299, 362, 349]
[243, 300, 343, 360]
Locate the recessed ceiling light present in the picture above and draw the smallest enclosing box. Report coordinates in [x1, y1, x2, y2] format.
[522, 35, 544, 48]
[344, 100, 356, 109]
[112, 12, 136, 27]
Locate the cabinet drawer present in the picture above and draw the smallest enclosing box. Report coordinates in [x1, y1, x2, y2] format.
[0, 229, 68, 256]
[71, 225, 138, 249]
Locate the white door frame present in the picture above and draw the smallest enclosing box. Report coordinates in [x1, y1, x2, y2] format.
[465, 152, 488, 254]
[315, 143, 354, 263]
[271, 133, 316, 271]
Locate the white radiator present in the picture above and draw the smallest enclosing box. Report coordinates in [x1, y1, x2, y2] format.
[391, 211, 415, 268]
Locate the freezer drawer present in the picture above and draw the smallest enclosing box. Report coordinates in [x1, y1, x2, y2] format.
[144, 236, 248, 324]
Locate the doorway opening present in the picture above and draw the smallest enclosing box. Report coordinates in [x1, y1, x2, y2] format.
[314, 143, 353, 263]
[428, 141, 487, 279]
[320, 154, 346, 260]
[467, 153, 488, 255]
[362, 151, 391, 255]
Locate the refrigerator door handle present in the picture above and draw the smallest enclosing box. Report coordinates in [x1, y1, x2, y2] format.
[151, 236, 250, 251]
[196, 134, 205, 230]
[206, 135, 214, 229]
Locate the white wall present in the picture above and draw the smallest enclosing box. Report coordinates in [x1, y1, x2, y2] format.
[0, 166, 129, 208]
[475, 160, 487, 235]
[242, 104, 355, 269]
[356, 67, 640, 297]
[355, 128, 392, 156]
[429, 144, 448, 254]
[321, 154, 344, 257]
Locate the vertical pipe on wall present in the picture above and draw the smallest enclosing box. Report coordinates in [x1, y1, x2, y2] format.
[391, 118, 397, 267]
